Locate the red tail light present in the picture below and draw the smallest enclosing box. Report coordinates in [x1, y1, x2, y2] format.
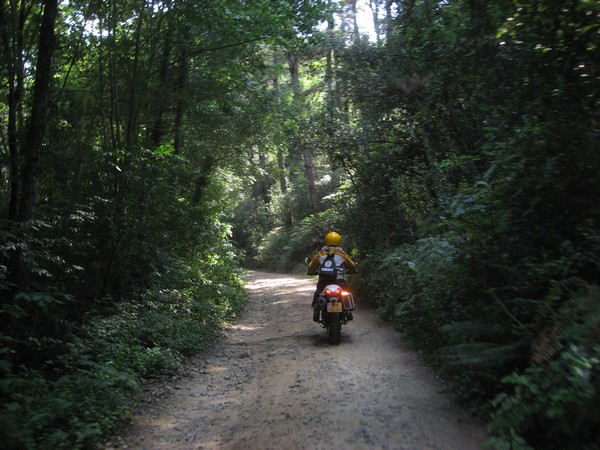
[325, 288, 343, 296]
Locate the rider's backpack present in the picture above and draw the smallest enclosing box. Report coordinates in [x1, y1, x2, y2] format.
[319, 253, 337, 277]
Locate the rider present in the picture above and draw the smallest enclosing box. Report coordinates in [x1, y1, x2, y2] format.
[307, 231, 357, 322]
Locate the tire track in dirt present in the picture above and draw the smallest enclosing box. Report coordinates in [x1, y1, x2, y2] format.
[105, 271, 486, 449]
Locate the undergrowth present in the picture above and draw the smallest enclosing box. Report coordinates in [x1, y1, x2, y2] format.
[355, 235, 600, 449]
[0, 260, 246, 450]
[254, 210, 351, 273]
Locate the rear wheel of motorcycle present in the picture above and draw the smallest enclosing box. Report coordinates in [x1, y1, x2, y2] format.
[329, 312, 341, 345]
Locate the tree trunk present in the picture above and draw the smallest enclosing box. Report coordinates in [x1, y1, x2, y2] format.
[288, 54, 319, 208]
[108, 0, 121, 151]
[173, 43, 188, 154]
[369, 0, 381, 43]
[302, 146, 319, 205]
[272, 50, 289, 198]
[125, 1, 145, 147]
[325, 8, 337, 123]
[258, 151, 271, 204]
[287, 54, 300, 95]
[17, 0, 58, 221]
[1, 1, 27, 219]
[277, 149, 288, 194]
[150, 29, 171, 147]
[347, 0, 359, 38]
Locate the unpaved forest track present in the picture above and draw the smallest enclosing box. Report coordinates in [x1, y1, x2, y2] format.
[106, 271, 486, 449]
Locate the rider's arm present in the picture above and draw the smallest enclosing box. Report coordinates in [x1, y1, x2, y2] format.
[336, 252, 357, 273]
[307, 252, 323, 275]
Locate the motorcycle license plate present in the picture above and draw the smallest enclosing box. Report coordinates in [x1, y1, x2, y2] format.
[328, 302, 342, 313]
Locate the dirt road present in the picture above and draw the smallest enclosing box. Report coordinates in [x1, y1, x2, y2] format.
[107, 271, 486, 449]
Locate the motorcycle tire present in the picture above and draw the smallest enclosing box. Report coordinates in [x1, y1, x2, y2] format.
[329, 312, 341, 345]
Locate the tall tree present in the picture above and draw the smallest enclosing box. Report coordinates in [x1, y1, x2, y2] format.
[0, 1, 43, 220]
[17, 0, 59, 221]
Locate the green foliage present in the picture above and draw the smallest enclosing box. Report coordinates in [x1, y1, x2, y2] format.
[1, 137, 247, 449]
[0, 368, 139, 450]
[489, 343, 600, 450]
[254, 210, 345, 273]
[238, 7, 600, 447]
[0, 0, 331, 448]
[1, 0, 598, 448]
[327, 2, 600, 447]
[0, 227, 246, 449]
[70, 264, 245, 377]
[230, 194, 277, 264]
[356, 237, 461, 353]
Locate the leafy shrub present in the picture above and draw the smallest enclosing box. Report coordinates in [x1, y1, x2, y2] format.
[0, 213, 246, 449]
[487, 283, 600, 449]
[0, 368, 138, 450]
[254, 210, 347, 273]
[355, 237, 462, 355]
[0, 267, 246, 450]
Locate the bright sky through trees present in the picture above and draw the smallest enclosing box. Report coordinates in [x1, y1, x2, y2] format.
[356, 0, 378, 40]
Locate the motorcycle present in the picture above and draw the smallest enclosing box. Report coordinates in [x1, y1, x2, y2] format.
[314, 283, 355, 345]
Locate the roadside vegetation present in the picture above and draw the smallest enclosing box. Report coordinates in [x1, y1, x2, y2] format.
[1, 1, 598, 449]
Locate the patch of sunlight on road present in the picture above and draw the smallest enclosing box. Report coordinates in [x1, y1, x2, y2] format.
[271, 299, 296, 306]
[246, 276, 313, 292]
[228, 324, 261, 331]
[206, 365, 229, 374]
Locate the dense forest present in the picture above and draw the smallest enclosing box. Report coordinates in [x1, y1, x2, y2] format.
[0, 0, 598, 448]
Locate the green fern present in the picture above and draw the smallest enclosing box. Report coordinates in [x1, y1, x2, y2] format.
[531, 279, 600, 364]
[441, 320, 506, 340]
[441, 340, 527, 368]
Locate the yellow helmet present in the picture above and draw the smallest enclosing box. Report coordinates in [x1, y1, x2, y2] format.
[324, 231, 342, 246]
